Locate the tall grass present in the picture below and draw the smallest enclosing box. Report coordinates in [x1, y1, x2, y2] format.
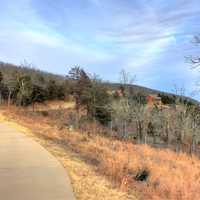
[3, 105, 200, 200]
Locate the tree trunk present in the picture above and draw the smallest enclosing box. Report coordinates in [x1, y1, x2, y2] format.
[153, 132, 157, 144]
[176, 132, 181, 153]
[32, 102, 35, 112]
[76, 108, 80, 129]
[190, 134, 196, 155]
[124, 121, 127, 138]
[7, 91, 12, 108]
[110, 120, 113, 132]
[166, 124, 169, 147]
[138, 121, 143, 143]
[144, 132, 147, 144]
[75, 100, 80, 129]
[0, 92, 2, 105]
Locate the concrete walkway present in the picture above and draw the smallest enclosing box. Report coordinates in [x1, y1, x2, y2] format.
[0, 122, 75, 200]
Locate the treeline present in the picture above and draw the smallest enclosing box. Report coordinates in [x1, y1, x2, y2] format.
[0, 62, 69, 106]
[111, 86, 200, 155]
[0, 63, 111, 125]
[105, 82, 199, 106]
[1, 62, 200, 155]
[65, 68, 200, 155]
[65, 67, 200, 155]
[0, 62, 196, 107]
[0, 70, 68, 107]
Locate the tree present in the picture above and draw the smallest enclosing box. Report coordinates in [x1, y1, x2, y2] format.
[31, 84, 47, 111]
[0, 71, 3, 83]
[16, 75, 33, 106]
[158, 93, 176, 105]
[62, 79, 71, 99]
[6, 76, 18, 107]
[67, 67, 91, 127]
[67, 67, 111, 127]
[56, 84, 67, 100]
[47, 79, 58, 100]
[119, 69, 136, 97]
[87, 77, 111, 124]
[112, 98, 131, 138]
[111, 70, 137, 138]
[0, 71, 3, 104]
[67, 67, 92, 114]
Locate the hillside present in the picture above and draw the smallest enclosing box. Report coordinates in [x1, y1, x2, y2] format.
[105, 82, 199, 105]
[1, 61, 200, 199]
[2, 104, 200, 200]
[0, 61, 198, 105]
[0, 61, 65, 85]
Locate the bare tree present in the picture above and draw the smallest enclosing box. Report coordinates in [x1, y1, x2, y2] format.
[111, 70, 138, 139]
[0, 71, 3, 104]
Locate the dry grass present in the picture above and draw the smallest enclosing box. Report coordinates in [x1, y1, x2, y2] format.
[0, 107, 137, 200]
[27, 100, 75, 111]
[2, 105, 200, 200]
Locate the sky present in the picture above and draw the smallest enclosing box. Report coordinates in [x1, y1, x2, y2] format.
[0, 0, 200, 99]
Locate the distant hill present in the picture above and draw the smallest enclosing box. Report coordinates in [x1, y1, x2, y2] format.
[0, 61, 199, 105]
[105, 82, 199, 105]
[0, 61, 64, 86]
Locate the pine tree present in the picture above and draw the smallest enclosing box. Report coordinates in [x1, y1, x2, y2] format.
[67, 67, 92, 113]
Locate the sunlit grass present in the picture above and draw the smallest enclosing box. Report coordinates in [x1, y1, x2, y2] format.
[2, 104, 200, 200]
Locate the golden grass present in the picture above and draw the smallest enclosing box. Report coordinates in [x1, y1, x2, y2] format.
[27, 100, 75, 111]
[0, 107, 137, 200]
[2, 105, 200, 200]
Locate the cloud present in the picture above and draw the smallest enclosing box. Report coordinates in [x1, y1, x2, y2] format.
[21, 30, 64, 47]
[126, 35, 176, 70]
[96, 0, 200, 45]
[88, 0, 101, 6]
[0, 0, 199, 98]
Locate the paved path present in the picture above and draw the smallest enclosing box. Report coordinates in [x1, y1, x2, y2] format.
[0, 122, 75, 200]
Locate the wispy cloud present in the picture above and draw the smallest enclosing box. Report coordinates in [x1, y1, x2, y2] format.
[126, 35, 176, 70]
[88, 0, 101, 6]
[0, 0, 199, 98]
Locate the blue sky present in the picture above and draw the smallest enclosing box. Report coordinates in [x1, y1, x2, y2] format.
[0, 0, 200, 99]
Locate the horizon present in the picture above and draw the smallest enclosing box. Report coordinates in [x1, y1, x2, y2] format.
[1, 0, 200, 99]
[1, 60, 198, 103]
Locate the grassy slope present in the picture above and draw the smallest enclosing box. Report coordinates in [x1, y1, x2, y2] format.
[1, 104, 200, 199]
[0, 107, 137, 200]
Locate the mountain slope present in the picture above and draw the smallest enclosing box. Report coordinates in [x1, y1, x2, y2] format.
[0, 61, 198, 105]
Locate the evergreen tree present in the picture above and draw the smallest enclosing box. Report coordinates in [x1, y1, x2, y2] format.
[47, 79, 58, 100]
[68, 67, 111, 125]
[67, 67, 92, 113]
[86, 78, 111, 124]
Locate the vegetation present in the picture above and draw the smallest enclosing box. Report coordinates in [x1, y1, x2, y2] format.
[2, 105, 200, 200]
[1, 61, 197, 106]
[67, 67, 111, 125]
[0, 63, 111, 124]
[0, 62, 67, 106]
[1, 59, 200, 199]
[0, 61, 200, 154]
